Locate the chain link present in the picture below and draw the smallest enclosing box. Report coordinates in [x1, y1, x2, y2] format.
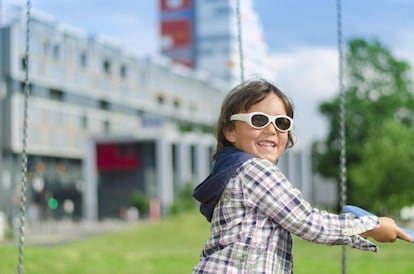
[336, 0, 347, 273]
[17, 0, 31, 273]
[235, 0, 245, 82]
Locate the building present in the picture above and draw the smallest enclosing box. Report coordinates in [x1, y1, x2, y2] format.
[0, 7, 226, 223]
[160, 0, 276, 84]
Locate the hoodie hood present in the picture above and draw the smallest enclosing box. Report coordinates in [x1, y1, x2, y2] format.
[193, 146, 253, 222]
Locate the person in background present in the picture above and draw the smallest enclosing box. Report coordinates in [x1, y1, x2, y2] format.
[192, 79, 411, 273]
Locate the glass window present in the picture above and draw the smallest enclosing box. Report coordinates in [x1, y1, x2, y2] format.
[81, 115, 88, 129]
[49, 89, 64, 101]
[103, 59, 111, 74]
[20, 56, 27, 71]
[99, 100, 109, 110]
[52, 44, 60, 60]
[173, 98, 181, 109]
[120, 64, 127, 78]
[157, 94, 165, 105]
[80, 52, 88, 67]
[103, 120, 110, 133]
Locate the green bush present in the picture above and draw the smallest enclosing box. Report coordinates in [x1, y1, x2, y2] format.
[170, 183, 196, 215]
[131, 191, 149, 217]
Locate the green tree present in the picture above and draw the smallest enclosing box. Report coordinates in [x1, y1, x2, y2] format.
[313, 38, 414, 212]
[350, 119, 414, 214]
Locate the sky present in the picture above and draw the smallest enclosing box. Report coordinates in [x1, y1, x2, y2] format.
[2, 0, 414, 149]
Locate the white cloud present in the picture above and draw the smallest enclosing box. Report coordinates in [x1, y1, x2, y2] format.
[270, 47, 339, 100]
[267, 47, 340, 148]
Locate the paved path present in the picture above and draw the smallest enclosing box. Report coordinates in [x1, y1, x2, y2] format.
[1, 219, 138, 247]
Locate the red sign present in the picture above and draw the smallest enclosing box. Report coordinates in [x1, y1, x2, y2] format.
[159, 0, 194, 67]
[96, 143, 140, 171]
[160, 0, 191, 11]
[161, 19, 192, 49]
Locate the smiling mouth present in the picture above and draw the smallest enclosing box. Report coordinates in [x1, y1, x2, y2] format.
[257, 141, 276, 148]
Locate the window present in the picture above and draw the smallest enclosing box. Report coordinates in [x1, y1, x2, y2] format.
[215, 7, 231, 15]
[157, 94, 165, 105]
[20, 56, 27, 71]
[43, 40, 49, 55]
[103, 120, 110, 133]
[52, 44, 60, 60]
[79, 52, 88, 67]
[99, 100, 109, 110]
[103, 59, 111, 74]
[19, 81, 27, 93]
[120, 64, 127, 78]
[49, 88, 64, 101]
[173, 98, 181, 109]
[81, 115, 88, 129]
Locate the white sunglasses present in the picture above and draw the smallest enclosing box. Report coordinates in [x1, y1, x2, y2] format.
[230, 112, 293, 132]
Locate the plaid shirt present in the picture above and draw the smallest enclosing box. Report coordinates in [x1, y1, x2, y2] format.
[193, 158, 379, 274]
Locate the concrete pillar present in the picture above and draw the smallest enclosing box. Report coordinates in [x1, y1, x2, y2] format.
[82, 139, 98, 221]
[156, 137, 173, 216]
[176, 141, 192, 188]
[300, 151, 312, 203]
[194, 143, 209, 184]
[194, 137, 210, 186]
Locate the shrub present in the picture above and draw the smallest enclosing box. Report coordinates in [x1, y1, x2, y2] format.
[170, 183, 196, 215]
[131, 191, 149, 217]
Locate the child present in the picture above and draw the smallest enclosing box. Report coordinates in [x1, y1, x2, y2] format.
[192, 79, 411, 273]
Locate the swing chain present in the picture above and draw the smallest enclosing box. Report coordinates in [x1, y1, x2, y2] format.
[235, 0, 245, 82]
[17, 0, 31, 273]
[336, 0, 347, 274]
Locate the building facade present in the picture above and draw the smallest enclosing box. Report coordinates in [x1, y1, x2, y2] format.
[0, 8, 226, 223]
[160, 0, 276, 84]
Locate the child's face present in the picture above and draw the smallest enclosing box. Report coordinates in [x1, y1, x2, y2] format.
[224, 93, 290, 162]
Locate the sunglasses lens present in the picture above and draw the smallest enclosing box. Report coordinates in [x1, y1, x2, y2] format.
[275, 117, 291, 131]
[251, 114, 269, 128]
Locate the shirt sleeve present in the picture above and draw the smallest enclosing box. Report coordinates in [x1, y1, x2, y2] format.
[240, 158, 379, 252]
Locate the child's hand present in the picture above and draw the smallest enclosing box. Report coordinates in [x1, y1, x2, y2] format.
[361, 217, 413, 242]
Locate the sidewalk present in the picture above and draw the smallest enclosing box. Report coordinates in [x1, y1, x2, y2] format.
[1, 219, 138, 247]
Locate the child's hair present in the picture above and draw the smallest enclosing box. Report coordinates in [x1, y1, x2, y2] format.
[214, 78, 295, 159]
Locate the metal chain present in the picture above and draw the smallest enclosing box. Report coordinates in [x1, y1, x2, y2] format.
[336, 0, 347, 273]
[17, 0, 31, 273]
[235, 0, 245, 82]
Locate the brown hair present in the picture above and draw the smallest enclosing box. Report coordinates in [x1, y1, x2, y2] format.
[214, 79, 295, 159]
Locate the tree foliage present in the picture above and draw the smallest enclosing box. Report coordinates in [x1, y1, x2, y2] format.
[350, 120, 414, 213]
[313, 38, 414, 213]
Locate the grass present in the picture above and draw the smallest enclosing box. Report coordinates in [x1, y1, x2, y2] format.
[1, 211, 413, 273]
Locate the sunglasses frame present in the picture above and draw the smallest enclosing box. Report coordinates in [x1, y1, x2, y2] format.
[230, 112, 293, 132]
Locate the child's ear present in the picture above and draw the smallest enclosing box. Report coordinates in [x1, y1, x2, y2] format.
[224, 126, 236, 143]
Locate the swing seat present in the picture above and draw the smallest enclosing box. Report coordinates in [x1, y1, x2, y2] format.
[343, 205, 414, 243]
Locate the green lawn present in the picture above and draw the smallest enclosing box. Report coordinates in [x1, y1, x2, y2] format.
[0, 211, 413, 273]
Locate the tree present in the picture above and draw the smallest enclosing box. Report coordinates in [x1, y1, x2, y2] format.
[350, 119, 414, 214]
[312, 38, 414, 212]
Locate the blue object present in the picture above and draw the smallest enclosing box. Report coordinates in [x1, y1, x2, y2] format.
[343, 205, 414, 243]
